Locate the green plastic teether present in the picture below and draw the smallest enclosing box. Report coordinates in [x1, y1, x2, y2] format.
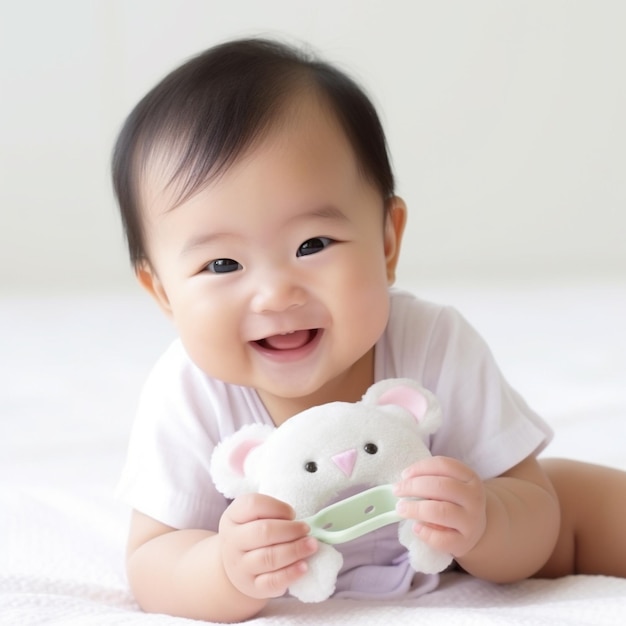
[303, 484, 403, 545]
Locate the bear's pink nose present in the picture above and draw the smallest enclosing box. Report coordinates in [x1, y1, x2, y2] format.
[332, 448, 357, 477]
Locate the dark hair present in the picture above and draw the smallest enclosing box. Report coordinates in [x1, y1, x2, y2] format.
[112, 38, 395, 267]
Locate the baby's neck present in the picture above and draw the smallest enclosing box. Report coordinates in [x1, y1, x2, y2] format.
[258, 349, 375, 426]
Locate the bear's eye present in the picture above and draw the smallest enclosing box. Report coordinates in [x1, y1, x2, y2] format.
[304, 461, 318, 473]
[364, 443, 378, 455]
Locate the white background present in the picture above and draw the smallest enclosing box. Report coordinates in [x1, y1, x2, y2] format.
[0, 0, 624, 294]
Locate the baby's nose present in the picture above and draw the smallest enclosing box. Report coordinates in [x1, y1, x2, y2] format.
[332, 448, 357, 477]
[250, 269, 306, 314]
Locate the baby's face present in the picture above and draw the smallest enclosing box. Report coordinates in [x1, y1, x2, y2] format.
[137, 98, 405, 420]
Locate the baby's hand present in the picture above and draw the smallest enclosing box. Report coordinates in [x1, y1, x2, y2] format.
[218, 493, 318, 600]
[393, 456, 487, 558]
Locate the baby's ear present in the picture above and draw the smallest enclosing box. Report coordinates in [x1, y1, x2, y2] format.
[362, 378, 442, 435]
[136, 263, 173, 318]
[383, 196, 407, 285]
[210, 424, 274, 498]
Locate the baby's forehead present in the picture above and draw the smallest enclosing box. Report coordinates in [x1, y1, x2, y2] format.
[137, 94, 359, 218]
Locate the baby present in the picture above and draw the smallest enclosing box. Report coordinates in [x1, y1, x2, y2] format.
[113, 38, 626, 623]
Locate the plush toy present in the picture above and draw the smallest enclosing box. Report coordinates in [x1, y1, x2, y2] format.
[210, 378, 453, 602]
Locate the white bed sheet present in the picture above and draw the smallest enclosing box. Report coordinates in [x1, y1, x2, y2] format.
[1, 282, 625, 625]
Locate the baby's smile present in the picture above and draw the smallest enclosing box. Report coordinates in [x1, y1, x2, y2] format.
[255, 329, 320, 352]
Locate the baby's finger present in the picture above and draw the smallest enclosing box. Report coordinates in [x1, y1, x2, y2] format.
[398, 497, 462, 532]
[396, 500, 463, 530]
[398, 499, 485, 556]
[244, 535, 318, 578]
[237, 518, 312, 552]
[401, 455, 477, 482]
[411, 519, 464, 555]
[225, 493, 296, 525]
[252, 558, 310, 599]
[395, 473, 476, 504]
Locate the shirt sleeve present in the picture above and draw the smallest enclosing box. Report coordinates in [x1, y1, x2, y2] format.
[424, 305, 553, 479]
[115, 341, 231, 530]
[379, 292, 553, 480]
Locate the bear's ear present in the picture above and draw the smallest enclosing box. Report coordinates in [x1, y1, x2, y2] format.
[362, 378, 442, 435]
[210, 424, 275, 499]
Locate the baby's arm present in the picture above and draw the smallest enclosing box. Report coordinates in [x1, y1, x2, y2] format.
[126, 495, 317, 623]
[394, 454, 560, 582]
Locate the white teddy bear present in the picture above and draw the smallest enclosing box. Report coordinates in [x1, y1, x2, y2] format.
[210, 378, 453, 602]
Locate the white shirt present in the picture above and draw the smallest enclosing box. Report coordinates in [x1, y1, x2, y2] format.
[117, 289, 552, 598]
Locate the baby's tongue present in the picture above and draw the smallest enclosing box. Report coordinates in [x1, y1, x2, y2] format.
[263, 330, 310, 350]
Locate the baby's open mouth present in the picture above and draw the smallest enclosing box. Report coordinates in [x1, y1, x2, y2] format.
[256, 329, 319, 351]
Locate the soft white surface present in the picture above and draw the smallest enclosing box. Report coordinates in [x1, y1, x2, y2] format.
[1, 282, 625, 625]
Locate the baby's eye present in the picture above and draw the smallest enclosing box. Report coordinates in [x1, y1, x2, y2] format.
[205, 258, 243, 274]
[296, 237, 334, 257]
